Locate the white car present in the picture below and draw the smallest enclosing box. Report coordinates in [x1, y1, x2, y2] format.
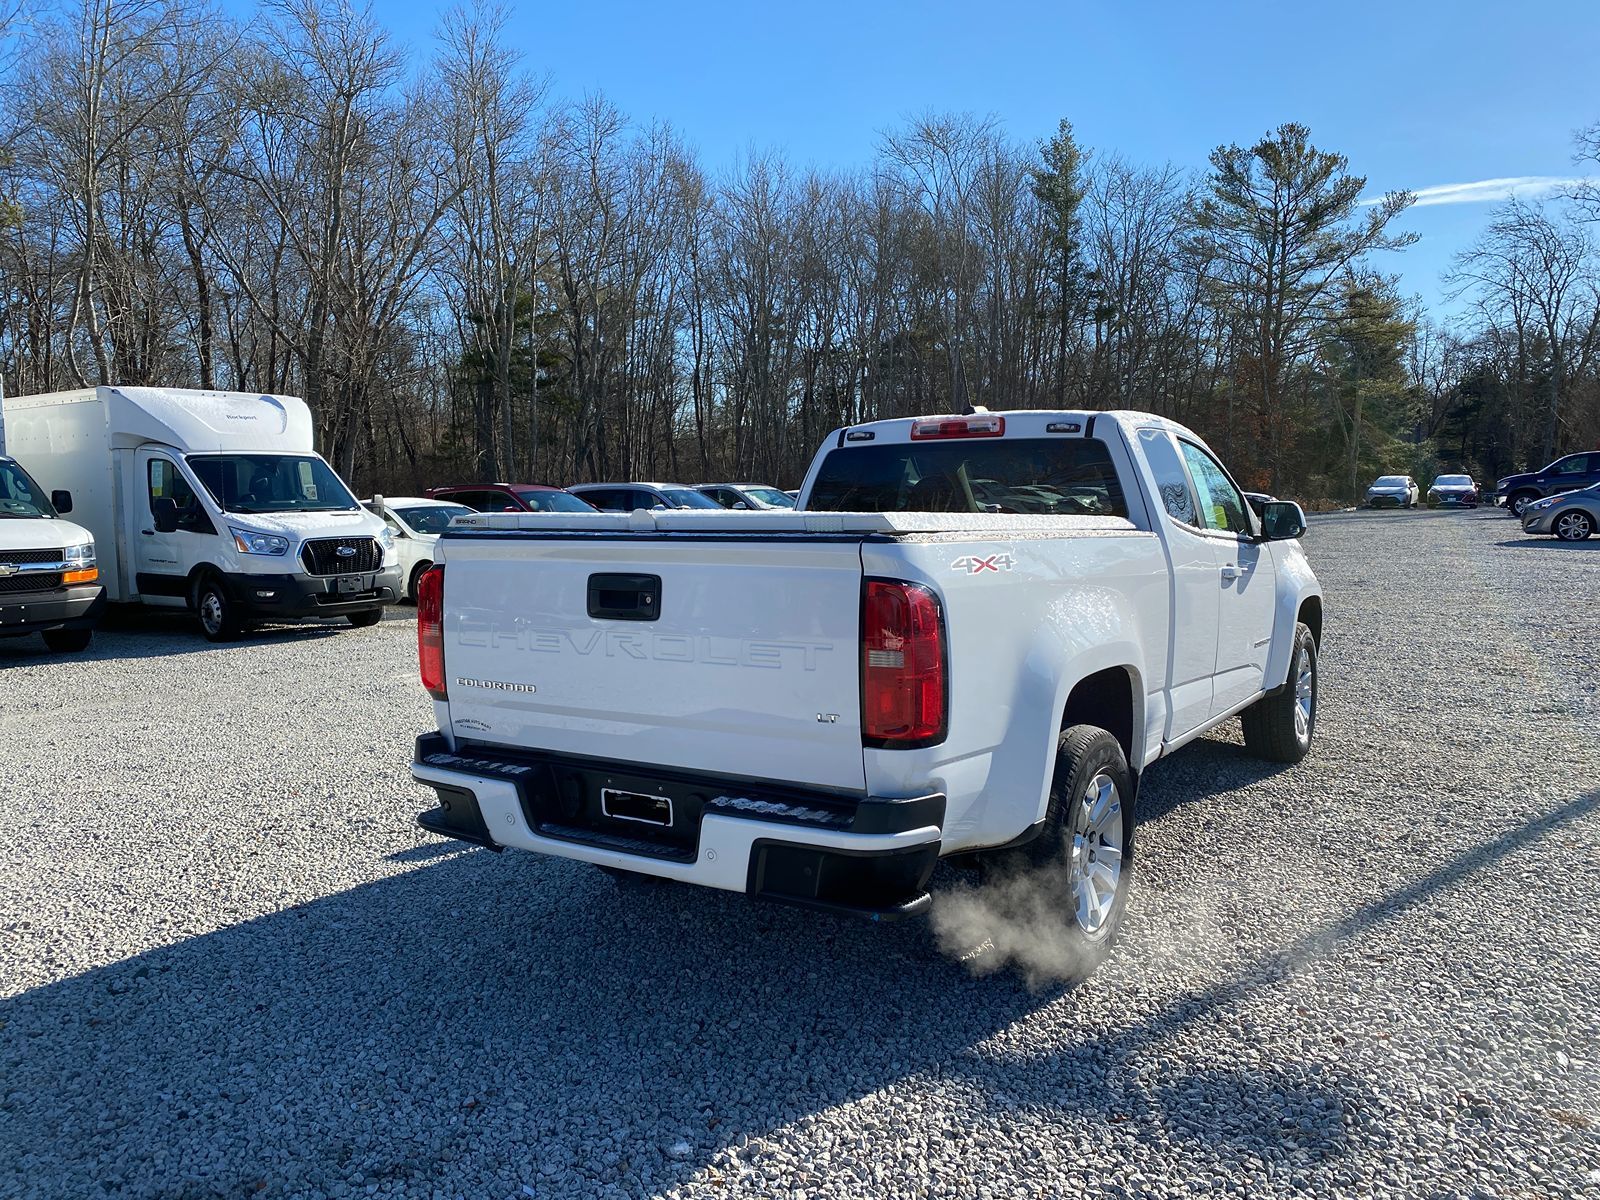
[1365, 475, 1419, 509]
[695, 483, 797, 510]
[364, 496, 476, 601]
[409, 409, 1323, 979]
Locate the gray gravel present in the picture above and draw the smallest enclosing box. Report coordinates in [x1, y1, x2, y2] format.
[3, 510, 1599, 1199]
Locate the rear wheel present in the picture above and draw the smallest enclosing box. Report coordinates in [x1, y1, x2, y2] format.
[195, 578, 243, 642]
[1556, 511, 1594, 541]
[1241, 622, 1317, 763]
[962, 725, 1135, 982]
[42, 628, 92, 653]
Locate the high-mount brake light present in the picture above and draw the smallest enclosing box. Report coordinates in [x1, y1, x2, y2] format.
[909, 415, 1005, 440]
[417, 564, 447, 700]
[861, 580, 947, 746]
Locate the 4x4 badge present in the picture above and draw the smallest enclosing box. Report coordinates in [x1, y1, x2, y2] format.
[951, 553, 1015, 575]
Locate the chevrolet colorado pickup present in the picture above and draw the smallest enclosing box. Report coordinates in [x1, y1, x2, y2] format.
[410, 410, 1323, 972]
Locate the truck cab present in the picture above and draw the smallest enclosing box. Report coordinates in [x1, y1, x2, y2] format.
[1, 387, 400, 641]
[0, 455, 105, 653]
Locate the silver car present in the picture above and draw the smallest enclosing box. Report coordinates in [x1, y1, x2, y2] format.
[1521, 482, 1600, 541]
[1366, 475, 1419, 509]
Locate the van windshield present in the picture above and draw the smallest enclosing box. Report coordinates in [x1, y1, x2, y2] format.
[0, 459, 57, 518]
[187, 454, 358, 515]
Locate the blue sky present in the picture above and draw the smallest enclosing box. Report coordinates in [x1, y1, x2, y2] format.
[366, 0, 1598, 316]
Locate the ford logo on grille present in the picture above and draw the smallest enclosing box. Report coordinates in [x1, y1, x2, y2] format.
[336, 545, 357, 558]
[0, 563, 17, 577]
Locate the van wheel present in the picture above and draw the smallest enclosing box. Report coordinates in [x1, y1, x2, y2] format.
[1241, 622, 1317, 763]
[347, 608, 384, 628]
[42, 628, 92, 653]
[195, 578, 243, 642]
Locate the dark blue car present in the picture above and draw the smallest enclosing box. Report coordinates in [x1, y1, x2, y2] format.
[1497, 452, 1600, 517]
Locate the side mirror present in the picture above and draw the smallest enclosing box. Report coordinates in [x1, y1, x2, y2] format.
[1258, 500, 1307, 541]
[732, 501, 750, 510]
[151, 496, 180, 533]
[51, 489, 73, 515]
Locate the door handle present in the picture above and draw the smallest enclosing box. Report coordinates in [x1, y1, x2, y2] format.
[1221, 563, 1252, 581]
[141, 529, 154, 536]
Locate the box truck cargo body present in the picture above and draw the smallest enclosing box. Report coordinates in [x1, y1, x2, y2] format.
[1, 386, 399, 639]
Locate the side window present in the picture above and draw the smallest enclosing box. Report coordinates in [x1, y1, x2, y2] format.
[1553, 456, 1583, 476]
[583, 489, 622, 512]
[1138, 430, 1200, 527]
[634, 489, 663, 510]
[148, 458, 210, 532]
[1179, 442, 1252, 536]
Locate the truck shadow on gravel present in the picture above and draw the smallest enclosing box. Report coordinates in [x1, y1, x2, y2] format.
[5, 790, 1595, 1198]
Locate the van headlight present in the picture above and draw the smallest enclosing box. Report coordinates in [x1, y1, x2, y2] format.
[62, 540, 98, 584]
[230, 526, 290, 556]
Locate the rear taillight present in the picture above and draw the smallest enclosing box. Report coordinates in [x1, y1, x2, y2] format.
[417, 564, 446, 700]
[862, 580, 946, 746]
[909, 414, 1005, 440]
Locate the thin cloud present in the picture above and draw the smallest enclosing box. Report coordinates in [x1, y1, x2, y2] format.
[1361, 175, 1593, 207]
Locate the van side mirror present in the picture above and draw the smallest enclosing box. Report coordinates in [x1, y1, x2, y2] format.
[151, 496, 180, 533]
[1258, 500, 1307, 541]
[51, 490, 73, 515]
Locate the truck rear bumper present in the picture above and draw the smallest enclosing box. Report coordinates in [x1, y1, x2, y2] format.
[410, 734, 944, 919]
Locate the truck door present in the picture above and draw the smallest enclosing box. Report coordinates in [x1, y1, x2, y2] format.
[1175, 440, 1277, 716]
[133, 449, 214, 606]
[1136, 430, 1218, 741]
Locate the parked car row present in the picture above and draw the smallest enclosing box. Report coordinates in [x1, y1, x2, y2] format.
[1357, 454, 1600, 540]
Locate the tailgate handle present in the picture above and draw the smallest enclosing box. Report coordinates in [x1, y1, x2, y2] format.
[588, 573, 662, 622]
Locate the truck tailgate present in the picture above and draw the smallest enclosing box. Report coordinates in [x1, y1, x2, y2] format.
[440, 530, 869, 791]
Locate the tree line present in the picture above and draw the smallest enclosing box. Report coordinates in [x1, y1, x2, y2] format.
[3, 0, 1598, 501]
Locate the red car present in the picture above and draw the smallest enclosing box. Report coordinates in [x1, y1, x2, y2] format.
[426, 483, 596, 514]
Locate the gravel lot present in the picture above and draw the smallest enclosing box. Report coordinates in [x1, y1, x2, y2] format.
[3, 509, 1599, 1200]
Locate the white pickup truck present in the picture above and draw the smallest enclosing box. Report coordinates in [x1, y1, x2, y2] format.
[410, 410, 1322, 970]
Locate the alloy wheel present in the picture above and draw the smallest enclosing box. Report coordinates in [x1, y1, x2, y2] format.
[1556, 512, 1593, 541]
[1293, 646, 1315, 744]
[1067, 771, 1124, 939]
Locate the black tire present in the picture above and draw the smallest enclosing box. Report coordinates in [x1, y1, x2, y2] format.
[42, 627, 92, 653]
[1241, 622, 1318, 764]
[1509, 490, 1539, 518]
[407, 560, 431, 603]
[970, 725, 1136, 982]
[195, 577, 243, 642]
[1555, 511, 1594, 541]
[347, 608, 384, 628]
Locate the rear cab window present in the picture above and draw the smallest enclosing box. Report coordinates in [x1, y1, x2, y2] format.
[807, 437, 1128, 517]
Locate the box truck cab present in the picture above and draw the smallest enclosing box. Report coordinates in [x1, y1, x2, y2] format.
[0, 453, 105, 653]
[1, 386, 400, 641]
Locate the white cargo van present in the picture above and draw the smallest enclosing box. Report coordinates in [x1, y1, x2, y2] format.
[0, 453, 105, 652]
[1, 386, 400, 640]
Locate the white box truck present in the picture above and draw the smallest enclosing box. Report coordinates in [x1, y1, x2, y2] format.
[1, 386, 401, 640]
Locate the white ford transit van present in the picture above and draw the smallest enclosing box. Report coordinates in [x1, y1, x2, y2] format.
[1, 387, 400, 640]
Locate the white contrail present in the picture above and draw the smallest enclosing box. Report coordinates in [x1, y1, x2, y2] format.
[1361, 175, 1593, 207]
